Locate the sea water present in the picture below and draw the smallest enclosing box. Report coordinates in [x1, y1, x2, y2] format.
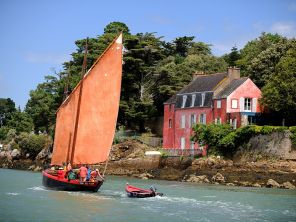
[0, 168, 296, 222]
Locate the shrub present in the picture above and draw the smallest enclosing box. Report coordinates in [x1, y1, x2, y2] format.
[17, 132, 52, 158]
[0, 126, 11, 141]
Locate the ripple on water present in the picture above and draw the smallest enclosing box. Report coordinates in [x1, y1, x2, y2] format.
[6, 192, 19, 196]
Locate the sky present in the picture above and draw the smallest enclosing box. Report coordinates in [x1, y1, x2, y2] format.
[0, 0, 295, 110]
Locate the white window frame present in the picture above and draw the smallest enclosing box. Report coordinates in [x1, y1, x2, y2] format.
[190, 114, 196, 127]
[181, 115, 186, 128]
[191, 94, 196, 107]
[181, 95, 187, 108]
[233, 118, 237, 129]
[231, 99, 238, 109]
[244, 98, 251, 111]
[190, 141, 195, 149]
[181, 137, 185, 149]
[217, 100, 221, 109]
[201, 93, 205, 106]
[199, 113, 206, 124]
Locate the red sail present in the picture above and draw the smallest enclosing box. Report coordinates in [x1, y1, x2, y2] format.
[51, 34, 123, 165]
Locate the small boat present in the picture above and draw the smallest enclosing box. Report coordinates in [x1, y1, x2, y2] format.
[125, 184, 163, 198]
[42, 33, 123, 192]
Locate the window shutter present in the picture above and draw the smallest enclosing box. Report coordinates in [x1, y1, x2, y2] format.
[252, 98, 257, 112]
[240, 97, 244, 112]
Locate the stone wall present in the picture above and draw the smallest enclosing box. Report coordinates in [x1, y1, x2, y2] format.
[237, 131, 296, 160]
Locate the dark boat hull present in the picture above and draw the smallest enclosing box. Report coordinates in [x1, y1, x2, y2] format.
[42, 170, 103, 192]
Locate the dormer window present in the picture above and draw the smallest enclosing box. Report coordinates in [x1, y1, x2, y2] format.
[201, 93, 205, 106]
[191, 94, 196, 107]
[182, 95, 187, 108]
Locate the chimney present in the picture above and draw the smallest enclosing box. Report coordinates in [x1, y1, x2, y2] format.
[227, 67, 240, 82]
[192, 71, 205, 80]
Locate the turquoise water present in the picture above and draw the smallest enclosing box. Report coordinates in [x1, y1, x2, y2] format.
[0, 169, 296, 222]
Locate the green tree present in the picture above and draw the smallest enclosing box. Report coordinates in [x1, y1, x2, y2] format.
[25, 76, 62, 134]
[0, 98, 16, 126]
[223, 46, 241, 67]
[6, 111, 34, 133]
[260, 40, 296, 125]
[236, 32, 285, 77]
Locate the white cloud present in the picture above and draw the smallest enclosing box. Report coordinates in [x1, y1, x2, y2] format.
[270, 22, 296, 38]
[25, 52, 71, 64]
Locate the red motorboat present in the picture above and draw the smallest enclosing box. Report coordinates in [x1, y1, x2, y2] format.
[42, 33, 123, 192]
[125, 184, 163, 198]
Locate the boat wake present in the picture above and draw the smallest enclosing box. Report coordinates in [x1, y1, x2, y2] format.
[28, 186, 47, 191]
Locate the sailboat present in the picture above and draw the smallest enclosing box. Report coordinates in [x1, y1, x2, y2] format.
[42, 33, 123, 192]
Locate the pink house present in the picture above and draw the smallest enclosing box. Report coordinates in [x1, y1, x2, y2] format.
[162, 67, 262, 154]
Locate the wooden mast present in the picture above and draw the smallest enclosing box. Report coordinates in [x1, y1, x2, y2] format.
[69, 38, 88, 165]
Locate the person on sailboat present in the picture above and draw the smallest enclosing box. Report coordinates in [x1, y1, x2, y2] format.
[67, 162, 72, 171]
[90, 169, 104, 182]
[86, 165, 92, 181]
[79, 165, 87, 182]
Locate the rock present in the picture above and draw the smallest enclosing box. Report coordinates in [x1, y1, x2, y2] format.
[240, 181, 253, 187]
[36, 147, 51, 160]
[211, 172, 225, 183]
[34, 166, 42, 172]
[252, 183, 262, 188]
[185, 174, 210, 183]
[26, 153, 30, 158]
[135, 172, 154, 180]
[28, 165, 35, 170]
[266, 179, 280, 188]
[226, 183, 235, 186]
[281, 182, 295, 189]
[11, 149, 21, 159]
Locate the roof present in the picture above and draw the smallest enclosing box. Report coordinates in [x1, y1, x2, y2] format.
[175, 92, 213, 108]
[164, 72, 227, 104]
[215, 77, 248, 99]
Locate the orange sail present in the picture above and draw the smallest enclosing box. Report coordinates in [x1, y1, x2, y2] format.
[51, 34, 123, 165]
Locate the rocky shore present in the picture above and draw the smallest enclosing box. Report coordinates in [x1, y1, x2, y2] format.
[1, 139, 296, 189]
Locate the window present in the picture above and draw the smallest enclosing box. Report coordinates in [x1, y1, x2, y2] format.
[169, 104, 172, 112]
[191, 94, 196, 107]
[201, 93, 205, 106]
[181, 95, 187, 108]
[169, 119, 172, 128]
[181, 115, 186, 128]
[199, 113, 206, 124]
[217, 100, 221, 109]
[231, 99, 238, 109]
[181, 137, 185, 149]
[244, 98, 251, 111]
[217, 117, 221, 124]
[190, 114, 196, 127]
[233, 118, 237, 129]
[190, 141, 195, 149]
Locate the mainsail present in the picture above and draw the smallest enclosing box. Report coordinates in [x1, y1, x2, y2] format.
[51, 34, 123, 165]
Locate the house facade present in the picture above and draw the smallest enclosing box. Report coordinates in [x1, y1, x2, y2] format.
[162, 67, 262, 153]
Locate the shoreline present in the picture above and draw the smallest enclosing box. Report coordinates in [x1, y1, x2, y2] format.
[1, 139, 295, 190]
[1, 156, 295, 190]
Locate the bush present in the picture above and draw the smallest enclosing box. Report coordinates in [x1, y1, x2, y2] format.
[0, 126, 11, 141]
[16, 132, 52, 158]
[192, 124, 293, 156]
